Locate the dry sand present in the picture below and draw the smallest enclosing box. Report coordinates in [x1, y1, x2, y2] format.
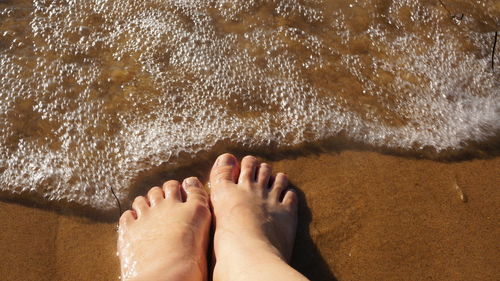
[1, 150, 499, 281]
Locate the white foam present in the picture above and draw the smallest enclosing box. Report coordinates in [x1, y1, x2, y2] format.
[0, 0, 498, 210]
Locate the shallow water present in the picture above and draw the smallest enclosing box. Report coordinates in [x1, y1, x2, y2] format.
[0, 0, 499, 211]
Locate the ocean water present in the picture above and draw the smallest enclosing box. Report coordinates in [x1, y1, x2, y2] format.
[0, 0, 498, 211]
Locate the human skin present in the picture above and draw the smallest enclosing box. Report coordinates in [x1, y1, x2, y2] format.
[117, 153, 309, 281]
[210, 154, 309, 281]
[117, 177, 211, 281]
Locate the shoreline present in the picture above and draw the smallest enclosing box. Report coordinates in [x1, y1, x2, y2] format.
[3, 134, 500, 222]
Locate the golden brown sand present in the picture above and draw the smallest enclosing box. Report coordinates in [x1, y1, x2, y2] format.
[1, 150, 499, 281]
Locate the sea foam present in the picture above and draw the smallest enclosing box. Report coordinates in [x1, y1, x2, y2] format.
[0, 0, 498, 210]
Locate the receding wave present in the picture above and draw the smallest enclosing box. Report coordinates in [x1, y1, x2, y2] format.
[0, 0, 498, 210]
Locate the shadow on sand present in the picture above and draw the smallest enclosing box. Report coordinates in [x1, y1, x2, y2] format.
[290, 184, 338, 281]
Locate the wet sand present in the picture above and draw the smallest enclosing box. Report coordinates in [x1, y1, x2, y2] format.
[1, 150, 499, 281]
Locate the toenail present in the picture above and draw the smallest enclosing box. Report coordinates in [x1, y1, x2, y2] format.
[184, 177, 200, 188]
[216, 154, 235, 166]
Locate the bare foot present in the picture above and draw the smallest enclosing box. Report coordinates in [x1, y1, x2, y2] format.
[117, 177, 211, 281]
[210, 153, 308, 281]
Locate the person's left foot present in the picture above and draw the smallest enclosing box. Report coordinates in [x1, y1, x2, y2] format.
[117, 177, 211, 281]
[209, 154, 299, 281]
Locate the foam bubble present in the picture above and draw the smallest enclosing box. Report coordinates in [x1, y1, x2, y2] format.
[0, 0, 498, 210]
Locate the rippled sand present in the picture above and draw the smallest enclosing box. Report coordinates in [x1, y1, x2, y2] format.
[0, 0, 498, 210]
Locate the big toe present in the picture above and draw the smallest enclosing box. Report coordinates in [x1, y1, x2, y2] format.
[210, 153, 239, 183]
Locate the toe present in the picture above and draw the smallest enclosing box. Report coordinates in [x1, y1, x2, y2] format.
[119, 210, 136, 226]
[256, 162, 272, 187]
[210, 153, 239, 183]
[239, 155, 258, 183]
[182, 177, 208, 205]
[269, 173, 288, 202]
[282, 189, 298, 211]
[147, 186, 164, 206]
[132, 196, 149, 217]
[163, 180, 182, 202]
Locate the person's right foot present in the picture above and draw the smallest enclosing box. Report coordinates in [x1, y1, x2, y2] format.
[210, 153, 303, 281]
[118, 177, 211, 281]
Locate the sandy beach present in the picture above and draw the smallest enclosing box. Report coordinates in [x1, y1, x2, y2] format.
[1, 1, 499, 280]
[1, 150, 498, 281]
